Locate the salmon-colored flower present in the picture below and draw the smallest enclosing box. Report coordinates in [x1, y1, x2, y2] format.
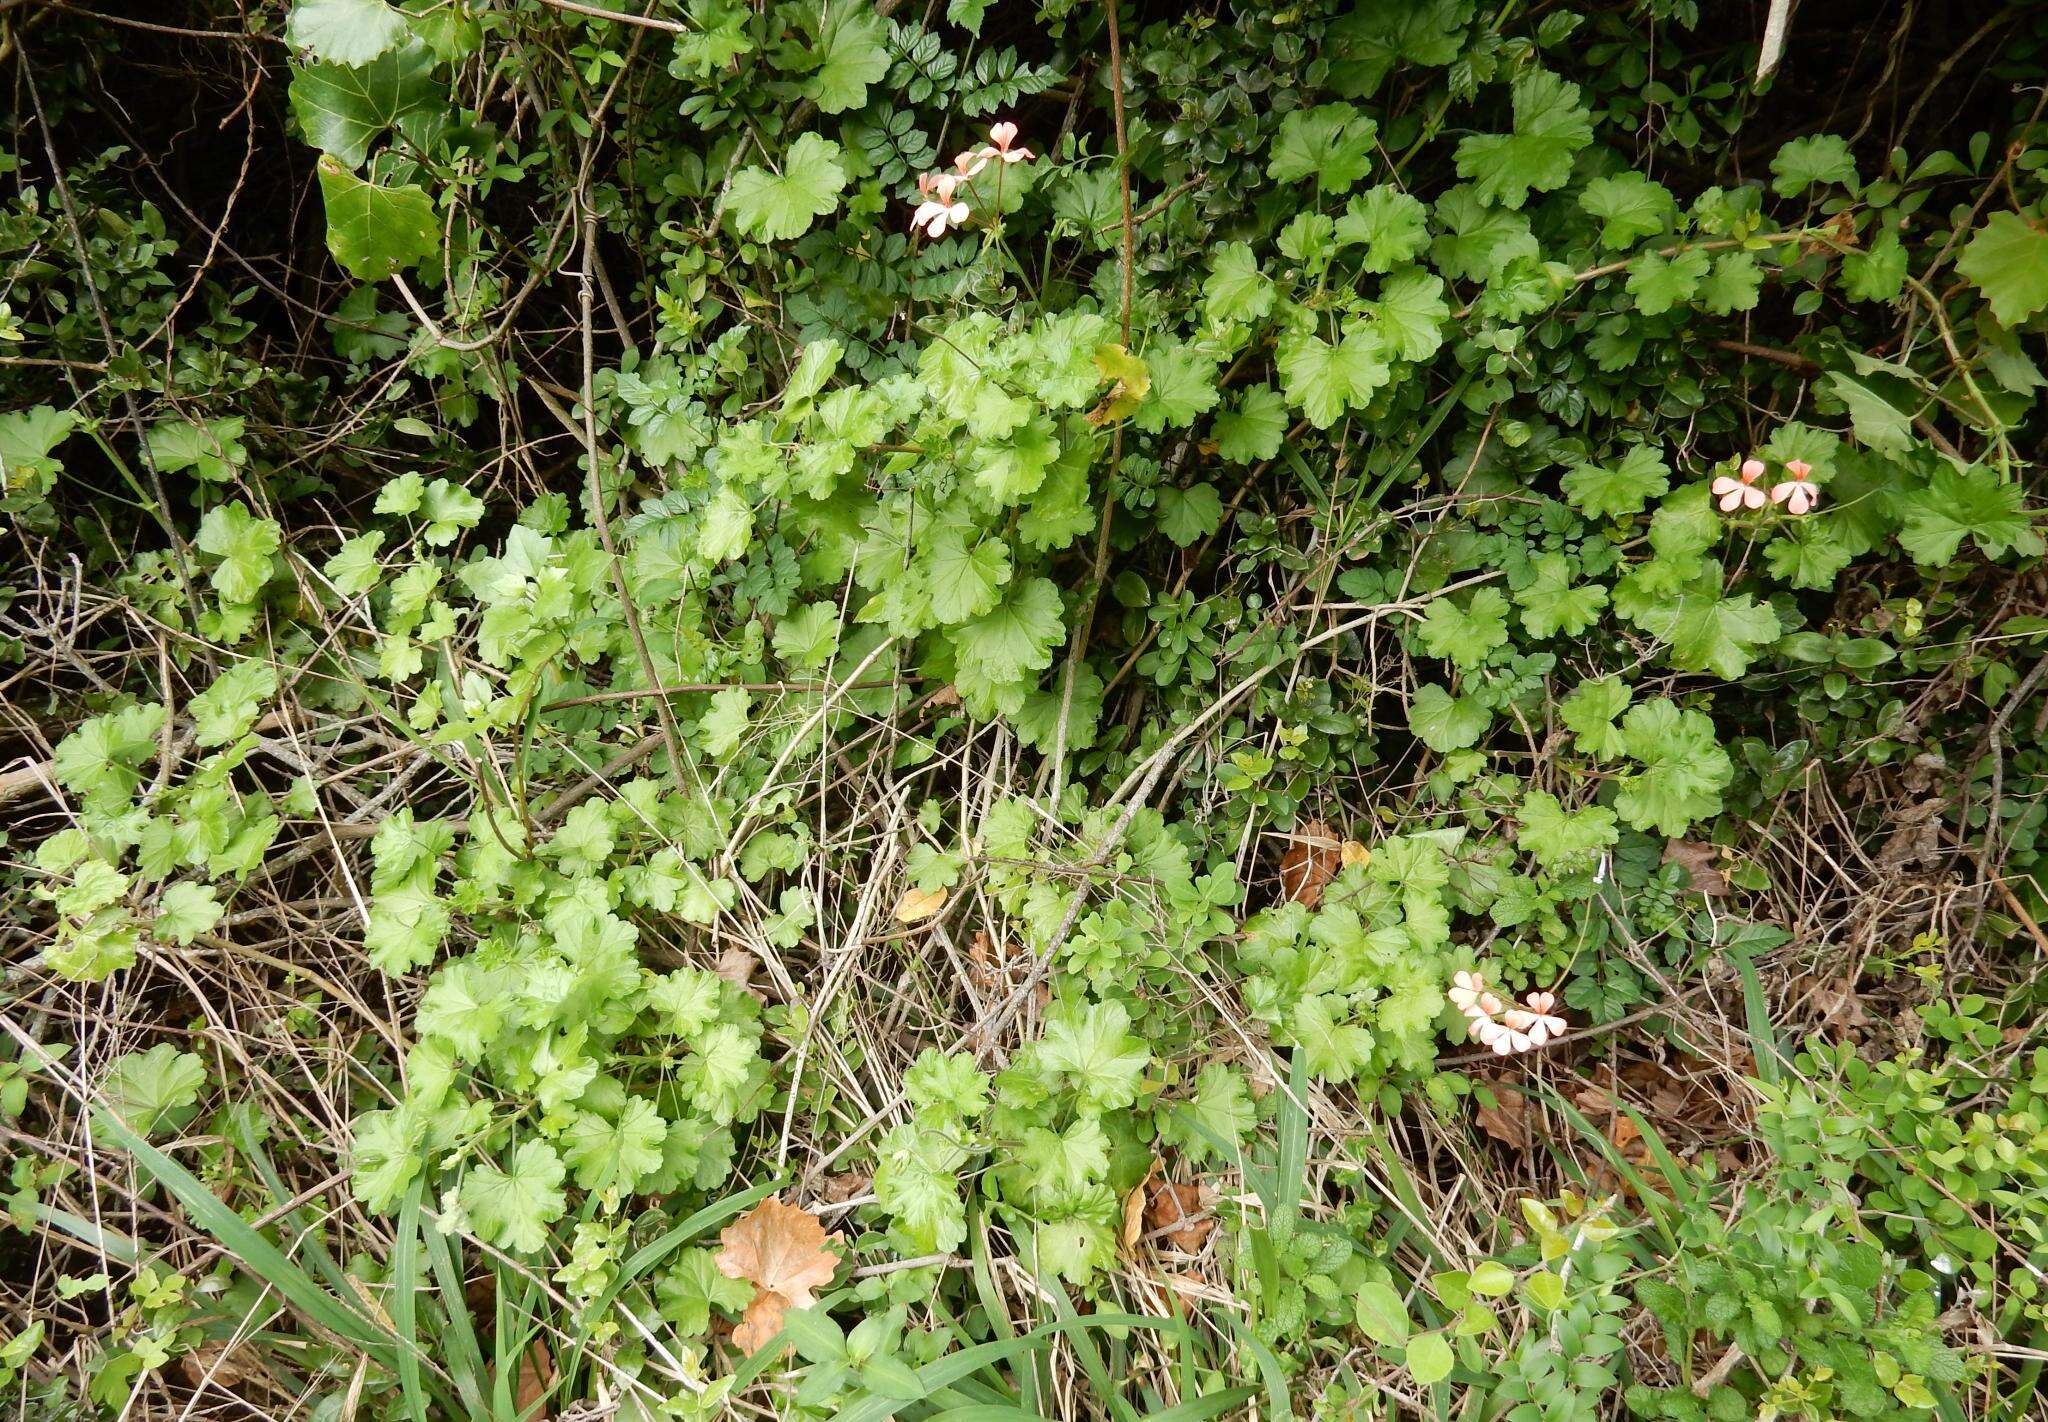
[1712, 457, 1768, 513]
[1451, 972, 1566, 1055]
[955, 121, 1035, 178]
[910, 171, 969, 238]
[1770, 459, 1818, 515]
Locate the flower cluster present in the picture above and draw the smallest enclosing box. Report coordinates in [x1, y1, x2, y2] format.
[909, 122, 1034, 239]
[1449, 970, 1568, 1055]
[1712, 457, 1818, 515]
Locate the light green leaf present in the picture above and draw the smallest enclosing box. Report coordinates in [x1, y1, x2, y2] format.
[1453, 70, 1592, 209]
[290, 43, 442, 168]
[286, 0, 409, 65]
[316, 156, 438, 280]
[727, 133, 846, 242]
[1957, 211, 2048, 325]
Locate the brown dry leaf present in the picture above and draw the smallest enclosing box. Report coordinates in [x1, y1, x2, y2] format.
[1278, 820, 1341, 906]
[1662, 839, 1726, 895]
[1472, 1078, 1529, 1151]
[893, 886, 949, 924]
[1144, 1179, 1215, 1253]
[1121, 1158, 1158, 1250]
[927, 684, 962, 708]
[713, 947, 759, 989]
[717, 1197, 840, 1354]
[817, 1170, 871, 1205]
[967, 929, 1003, 995]
[179, 1340, 273, 1395]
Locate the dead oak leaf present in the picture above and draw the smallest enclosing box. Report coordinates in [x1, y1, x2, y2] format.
[1661, 839, 1726, 896]
[716, 1196, 840, 1354]
[1144, 1179, 1216, 1253]
[1278, 820, 1342, 907]
[1472, 1077, 1530, 1151]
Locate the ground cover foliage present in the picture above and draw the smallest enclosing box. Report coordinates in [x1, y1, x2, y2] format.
[4, 0, 2048, 1417]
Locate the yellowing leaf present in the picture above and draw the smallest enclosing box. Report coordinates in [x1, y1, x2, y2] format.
[1086, 343, 1151, 426]
[893, 887, 949, 924]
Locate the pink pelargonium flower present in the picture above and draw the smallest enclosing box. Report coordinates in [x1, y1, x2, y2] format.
[1771, 459, 1819, 515]
[910, 171, 970, 238]
[955, 121, 1035, 178]
[1712, 456, 1768, 513]
[1449, 972, 1567, 1056]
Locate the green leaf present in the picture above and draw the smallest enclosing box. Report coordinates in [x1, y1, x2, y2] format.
[1203, 241, 1275, 324]
[772, 601, 842, 670]
[1698, 251, 1762, 315]
[1626, 247, 1709, 315]
[316, 156, 439, 280]
[1652, 587, 1780, 678]
[1561, 444, 1669, 519]
[97, 1045, 208, 1138]
[190, 659, 277, 747]
[1453, 69, 1592, 209]
[1371, 268, 1449, 362]
[1407, 684, 1490, 752]
[1826, 372, 1913, 453]
[1770, 133, 1857, 196]
[154, 883, 223, 946]
[923, 533, 1012, 624]
[953, 578, 1064, 698]
[147, 416, 247, 483]
[1957, 211, 2048, 324]
[1406, 1331, 1455, 1386]
[290, 44, 442, 168]
[1516, 791, 1617, 872]
[562, 1098, 668, 1193]
[727, 132, 846, 242]
[195, 501, 282, 605]
[1155, 483, 1224, 547]
[1578, 172, 1674, 249]
[1515, 554, 1608, 637]
[1614, 699, 1733, 837]
[1416, 588, 1509, 669]
[1278, 321, 1389, 429]
[1841, 229, 1908, 303]
[286, 0, 409, 65]
[460, 1141, 567, 1253]
[1267, 103, 1378, 195]
[1337, 185, 1429, 272]
[1430, 186, 1537, 281]
[1354, 1281, 1412, 1347]
[1214, 385, 1288, 463]
[801, 3, 888, 114]
[1560, 676, 1630, 759]
[1896, 466, 2042, 564]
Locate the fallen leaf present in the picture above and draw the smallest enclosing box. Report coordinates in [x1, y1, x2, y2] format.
[1144, 1179, 1215, 1252]
[713, 947, 759, 989]
[1662, 839, 1726, 895]
[179, 1340, 273, 1394]
[1472, 1078, 1529, 1151]
[1340, 840, 1371, 869]
[893, 886, 949, 924]
[1278, 820, 1342, 906]
[716, 1196, 840, 1354]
